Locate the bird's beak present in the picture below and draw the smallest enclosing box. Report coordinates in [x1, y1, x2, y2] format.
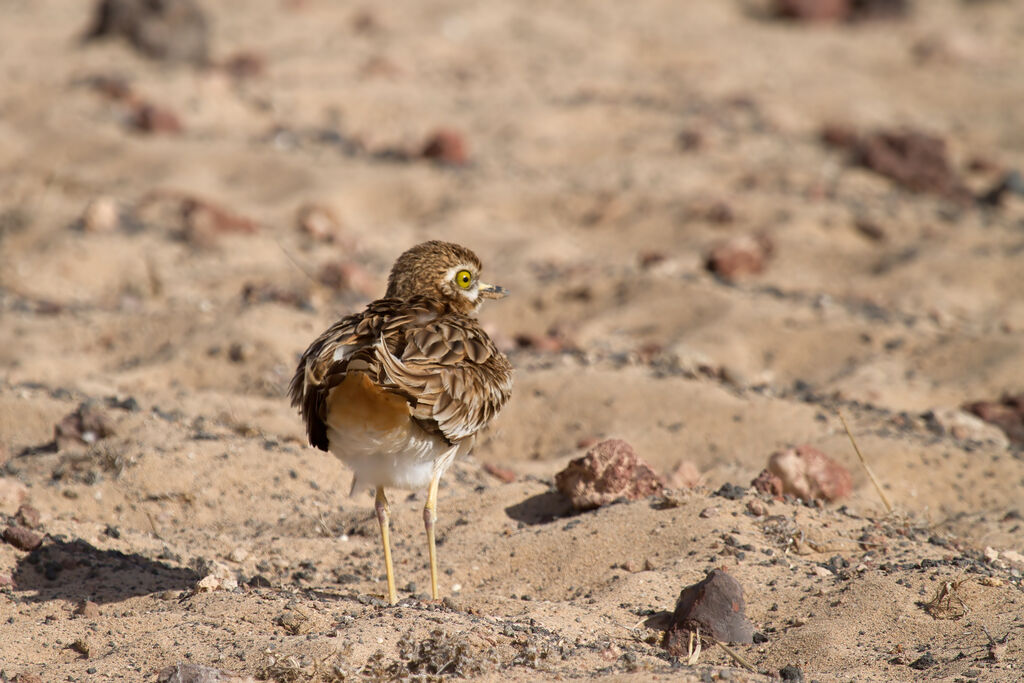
[479, 282, 509, 299]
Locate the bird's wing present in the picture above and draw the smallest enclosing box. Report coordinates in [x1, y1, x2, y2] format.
[289, 297, 512, 449]
[374, 312, 513, 443]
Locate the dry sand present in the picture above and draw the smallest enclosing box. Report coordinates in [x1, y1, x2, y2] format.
[2, 1, 1023, 680]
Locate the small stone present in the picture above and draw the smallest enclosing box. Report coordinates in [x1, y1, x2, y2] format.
[55, 401, 116, 450]
[296, 203, 343, 243]
[482, 463, 517, 483]
[751, 445, 852, 503]
[699, 507, 719, 519]
[81, 196, 121, 233]
[0, 478, 29, 515]
[3, 525, 43, 551]
[909, 652, 937, 670]
[663, 569, 754, 652]
[746, 499, 767, 516]
[666, 461, 703, 490]
[131, 102, 184, 134]
[195, 560, 238, 592]
[228, 547, 248, 563]
[421, 128, 468, 165]
[779, 664, 804, 682]
[705, 234, 774, 281]
[75, 601, 101, 619]
[774, 0, 850, 21]
[555, 439, 664, 510]
[70, 638, 91, 658]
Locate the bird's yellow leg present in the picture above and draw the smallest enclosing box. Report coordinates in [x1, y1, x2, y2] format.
[374, 486, 397, 605]
[423, 472, 442, 601]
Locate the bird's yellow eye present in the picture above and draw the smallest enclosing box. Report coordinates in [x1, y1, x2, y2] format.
[455, 270, 473, 289]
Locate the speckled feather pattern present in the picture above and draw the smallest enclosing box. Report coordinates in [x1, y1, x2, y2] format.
[289, 242, 513, 460]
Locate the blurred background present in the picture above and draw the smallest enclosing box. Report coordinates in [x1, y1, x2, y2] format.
[1, 0, 1023, 679]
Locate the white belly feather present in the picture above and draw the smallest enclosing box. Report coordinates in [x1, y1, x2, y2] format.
[324, 371, 455, 491]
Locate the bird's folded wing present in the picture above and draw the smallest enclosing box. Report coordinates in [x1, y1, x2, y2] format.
[375, 316, 513, 442]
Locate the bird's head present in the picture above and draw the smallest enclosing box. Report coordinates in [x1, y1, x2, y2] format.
[385, 240, 508, 314]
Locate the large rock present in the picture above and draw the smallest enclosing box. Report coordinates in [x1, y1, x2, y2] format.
[752, 445, 852, 503]
[664, 569, 754, 652]
[555, 439, 664, 510]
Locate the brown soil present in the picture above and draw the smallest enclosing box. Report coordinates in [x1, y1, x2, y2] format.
[2, 1, 1023, 681]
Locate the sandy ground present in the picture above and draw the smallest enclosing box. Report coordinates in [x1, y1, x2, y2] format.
[2, 0, 1024, 680]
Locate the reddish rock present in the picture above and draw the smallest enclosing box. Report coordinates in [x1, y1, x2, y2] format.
[752, 445, 852, 503]
[706, 234, 774, 281]
[220, 50, 266, 79]
[775, 0, 851, 22]
[3, 525, 43, 551]
[421, 129, 468, 165]
[555, 439, 664, 510]
[482, 463, 517, 484]
[964, 394, 1024, 445]
[664, 569, 754, 651]
[75, 600, 101, 619]
[131, 102, 183, 134]
[15, 504, 42, 529]
[821, 122, 860, 149]
[55, 402, 116, 451]
[854, 129, 970, 201]
[178, 196, 258, 247]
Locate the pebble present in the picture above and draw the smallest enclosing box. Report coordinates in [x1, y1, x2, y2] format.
[705, 234, 774, 281]
[421, 128, 468, 165]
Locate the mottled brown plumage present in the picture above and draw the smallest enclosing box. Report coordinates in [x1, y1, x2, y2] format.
[288, 240, 512, 604]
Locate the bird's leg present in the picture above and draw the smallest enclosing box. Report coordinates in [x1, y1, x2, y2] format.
[374, 486, 397, 605]
[423, 472, 442, 601]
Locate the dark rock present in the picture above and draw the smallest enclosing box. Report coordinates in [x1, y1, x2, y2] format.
[55, 402, 116, 450]
[854, 129, 970, 201]
[421, 129, 468, 165]
[713, 483, 746, 500]
[664, 569, 754, 652]
[909, 652, 937, 670]
[555, 439, 664, 510]
[780, 664, 804, 682]
[84, 0, 210, 66]
[705, 234, 773, 281]
[3, 525, 43, 551]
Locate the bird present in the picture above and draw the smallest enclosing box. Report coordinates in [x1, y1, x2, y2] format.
[289, 240, 513, 604]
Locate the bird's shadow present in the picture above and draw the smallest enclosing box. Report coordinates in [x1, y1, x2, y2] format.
[504, 491, 576, 526]
[11, 537, 199, 604]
